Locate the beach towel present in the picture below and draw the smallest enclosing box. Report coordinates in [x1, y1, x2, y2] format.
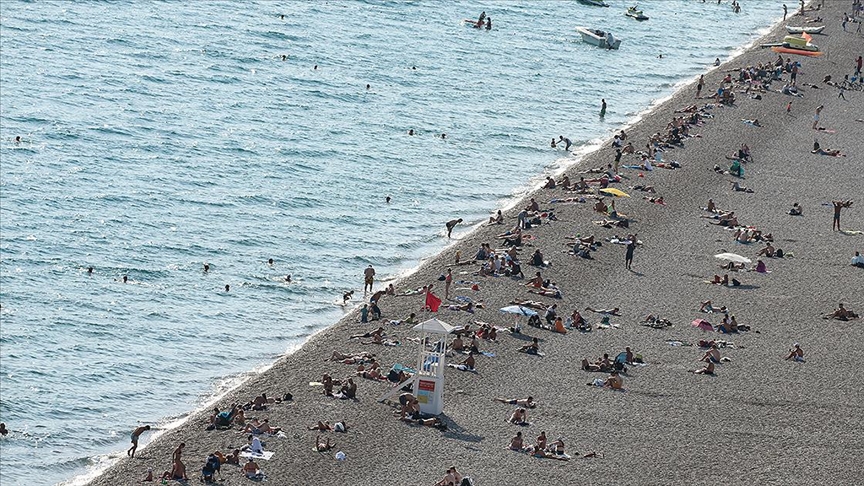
[240, 451, 275, 461]
[425, 291, 442, 312]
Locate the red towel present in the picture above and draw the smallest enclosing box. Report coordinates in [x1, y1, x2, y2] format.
[425, 291, 442, 312]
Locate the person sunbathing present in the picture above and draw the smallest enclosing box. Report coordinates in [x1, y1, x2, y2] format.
[451, 335, 464, 351]
[644, 196, 665, 205]
[824, 303, 859, 320]
[493, 396, 537, 408]
[357, 367, 387, 381]
[584, 307, 621, 316]
[811, 147, 846, 157]
[784, 344, 805, 362]
[581, 358, 601, 372]
[308, 421, 332, 431]
[730, 181, 753, 193]
[161, 460, 188, 481]
[693, 361, 715, 375]
[701, 344, 721, 363]
[329, 350, 375, 363]
[593, 199, 608, 214]
[528, 285, 561, 298]
[604, 371, 624, 390]
[350, 327, 385, 341]
[449, 353, 476, 371]
[518, 337, 540, 355]
[411, 417, 447, 430]
[509, 431, 525, 450]
[757, 243, 775, 257]
[315, 436, 335, 452]
[525, 272, 543, 288]
[508, 408, 528, 425]
[242, 458, 263, 480]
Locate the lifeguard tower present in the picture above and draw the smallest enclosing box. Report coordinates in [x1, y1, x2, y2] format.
[377, 317, 454, 415]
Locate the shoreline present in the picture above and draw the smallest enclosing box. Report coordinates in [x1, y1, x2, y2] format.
[86, 1, 864, 484]
[67, 24, 772, 485]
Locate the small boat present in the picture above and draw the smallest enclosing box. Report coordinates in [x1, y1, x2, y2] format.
[770, 34, 822, 57]
[785, 25, 825, 34]
[576, 0, 610, 7]
[625, 6, 649, 21]
[575, 26, 621, 49]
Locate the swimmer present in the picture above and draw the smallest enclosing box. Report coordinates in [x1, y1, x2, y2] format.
[225, 284, 230, 292]
[343, 290, 354, 304]
[366, 84, 371, 90]
[285, 275, 292, 282]
[408, 129, 414, 136]
[87, 266, 93, 275]
[268, 258, 274, 265]
[14, 136, 21, 143]
[281, 55, 287, 61]
[203, 263, 210, 272]
[122, 275, 128, 284]
[386, 196, 391, 204]
[0, 423, 8, 435]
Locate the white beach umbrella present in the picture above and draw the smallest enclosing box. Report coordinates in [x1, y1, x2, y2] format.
[714, 253, 751, 264]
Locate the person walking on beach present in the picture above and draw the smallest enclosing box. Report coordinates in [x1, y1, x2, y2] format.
[832, 200, 853, 231]
[783, 4, 788, 21]
[856, 56, 862, 77]
[600, 99, 607, 117]
[446, 218, 463, 238]
[625, 238, 636, 270]
[696, 75, 704, 98]
[364, 265, 376, 293]
[445, 268, 453, 299]
[127, 425, 151, 458]
[786, 101, 792, 114]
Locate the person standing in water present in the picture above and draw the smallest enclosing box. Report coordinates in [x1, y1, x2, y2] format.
[600, 99, 607, 117]
[364, 265, 376, 293]
[446, 219, 463, 238]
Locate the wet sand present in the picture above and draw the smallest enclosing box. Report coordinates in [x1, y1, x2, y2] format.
[89, 3, 864, 485]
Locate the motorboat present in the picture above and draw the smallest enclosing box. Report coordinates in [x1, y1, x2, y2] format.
[576, 27, 621, 49]
[626, 6, 649, 21]
[785, 25, 825, 34]
[576, 0, 610, 7]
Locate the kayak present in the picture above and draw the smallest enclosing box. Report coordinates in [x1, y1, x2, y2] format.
[771, 46, 823, 57]
[785, 25, 825, 34]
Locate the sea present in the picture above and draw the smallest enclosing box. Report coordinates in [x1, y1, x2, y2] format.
[0, 1, 787, 484]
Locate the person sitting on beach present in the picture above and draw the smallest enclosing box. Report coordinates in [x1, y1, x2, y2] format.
[852, 252, 864, 268]
[604, 371, 623, 390]
[242, 458, 263, 480]
[508, 408, 528, 425]
[824, 303, 859, 321]
[701, 344, 721, 363]
[558, 175, 571, 190]
[692, 361, 716, 375]
[509, 431, 525, 451]
[451, 334, 464, 352]
[789, 202, 803, 216]
[161, 459, 188, 482]
[518, 337, 540, 355]
[225, 449, 240, 465]
[584, 307, 621, 316]
[436, 467, 464, 486]
[754, 260, 767, 273]
[785, 343, 805, 362]
[333, 378, 357, 399]
[488, 210, 504, 225]
[530, 249, 546, 267]
[757, 242, 776, 258]
[543, 177, 556, 189]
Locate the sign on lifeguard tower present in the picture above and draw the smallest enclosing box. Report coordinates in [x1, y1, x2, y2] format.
[411, 318, 454, 415]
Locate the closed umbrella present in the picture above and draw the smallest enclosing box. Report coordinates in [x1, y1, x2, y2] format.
[714, 253, 751, 264]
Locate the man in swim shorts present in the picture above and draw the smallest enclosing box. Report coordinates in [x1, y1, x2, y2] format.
[127, 425, 151, 457]
[364, 264, 375, 293]
[445, 218, 463, 238]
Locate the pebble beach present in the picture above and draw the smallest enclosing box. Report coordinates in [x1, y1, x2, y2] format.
[81, 2, 864, 485]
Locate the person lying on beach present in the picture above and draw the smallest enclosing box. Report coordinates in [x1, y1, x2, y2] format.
[730, 181, 753, 193]
[630, 184, 656, 193]
[508, 408, 529, 425]
[593, 218, 630, 228]
[408, 416, 448, 430]
[692, 361, 716, 375]
[309, 421, 332, 431]
[528, 284, 562, 298]
[315, 436, 335, 452]
[644, 196, 666, 205]
[811, 147, 846, 157]
[518, 337, 540, 355]
[584, 307, 621, 316]
[350, 327, 385, 341]
[242, 458, 263, 480]
[784, 344, 805, 362]
[824, 303, 859, 320]
[494, 396, 537, 408]
[448, 353, 476, 371]
[357, 366, 388, 381]
[330, 351, 376, 364]
[244, 418, 281, 435]
[447, 301, 483, 312]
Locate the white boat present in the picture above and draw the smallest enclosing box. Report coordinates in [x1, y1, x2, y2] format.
[576, 26, 621, 49]
[785, 25, 825, 34]
[576, 0, 609, 7]
[626, 7, 649, 21]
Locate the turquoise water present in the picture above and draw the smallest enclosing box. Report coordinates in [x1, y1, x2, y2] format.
[0, 1, 784, 484]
